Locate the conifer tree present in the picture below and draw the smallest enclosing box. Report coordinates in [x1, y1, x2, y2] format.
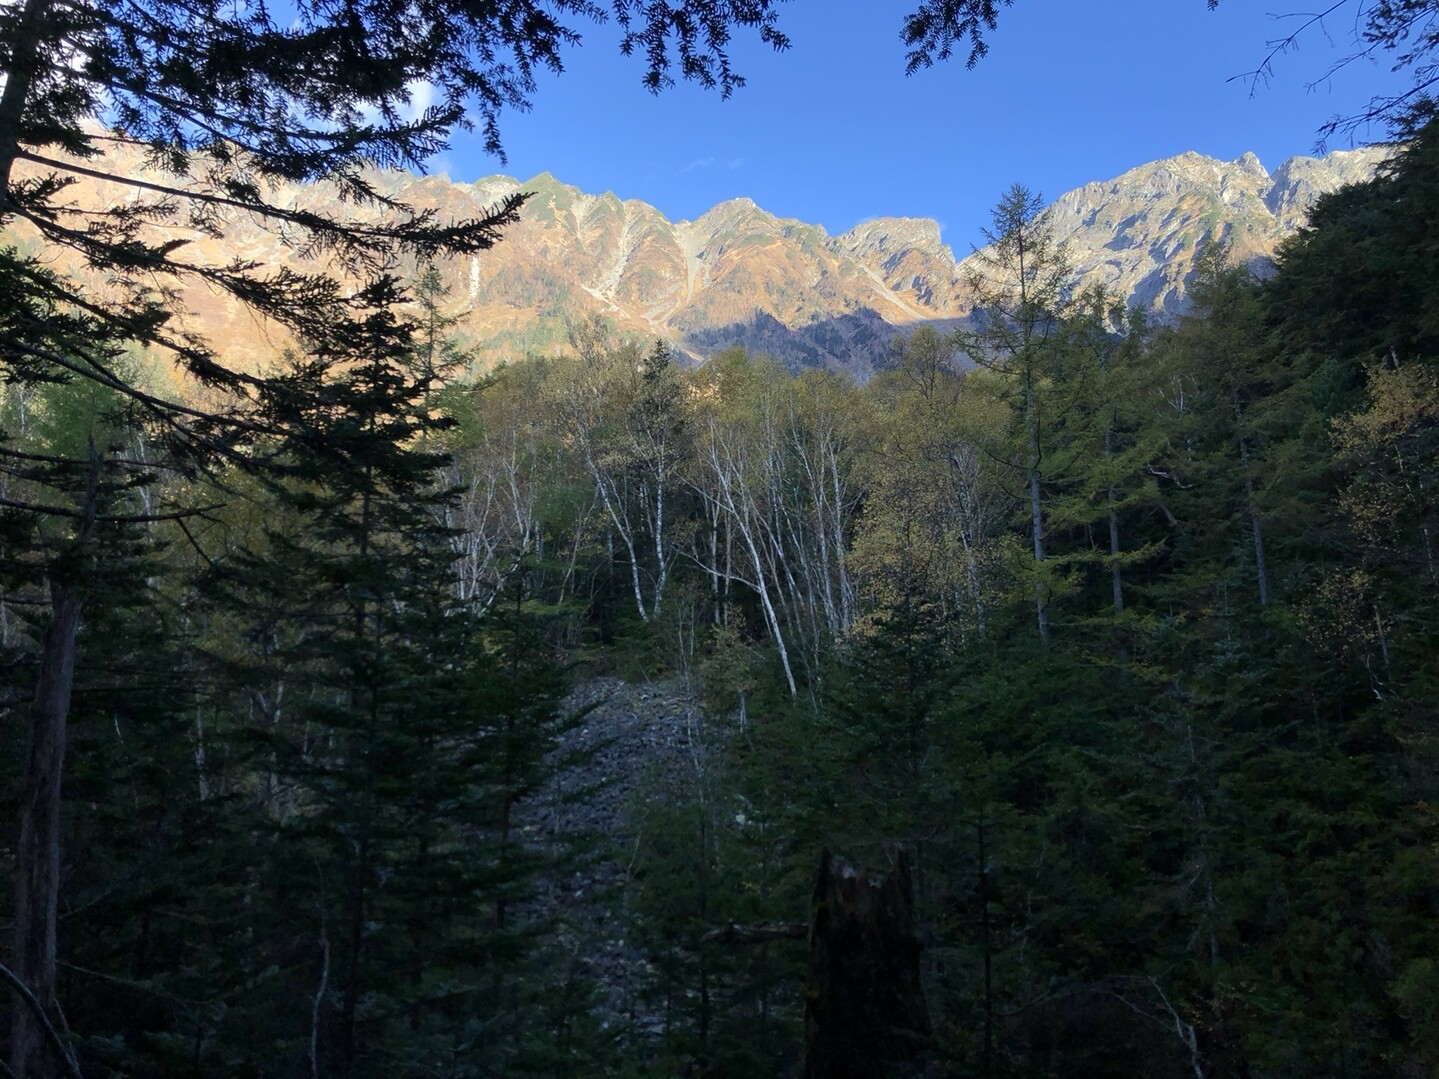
[0, 366, 213, 1076]
[1152, 245, 1275, 610]
[196, 281, 583, 1074]
[961, 184, 1071, 640]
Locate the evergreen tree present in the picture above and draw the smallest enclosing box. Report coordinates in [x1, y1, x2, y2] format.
[961, 184, 1072, 640]
[195, 281, 583, 1074]
[0, 364, 212, 1076]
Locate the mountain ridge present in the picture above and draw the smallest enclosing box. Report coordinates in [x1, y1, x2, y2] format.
[6, 140, 1390, 379]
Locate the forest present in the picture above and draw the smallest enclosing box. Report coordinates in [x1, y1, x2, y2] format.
[0, 121, 1436, 1074]
[4, 0, 1439, 1075]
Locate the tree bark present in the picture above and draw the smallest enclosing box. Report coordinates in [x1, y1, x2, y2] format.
[1027, 381, 1049, 640]
[1239, 435, 1270, 607]
[10, 584, 83, 1079]
[803, 850, 931, 1078]
[1105, 419, 1125, 615]
[10, 444, 100, 1079]
[0, 0, 53, 197]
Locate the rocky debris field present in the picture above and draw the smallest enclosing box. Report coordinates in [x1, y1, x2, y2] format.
[515, 676, 707, 1033]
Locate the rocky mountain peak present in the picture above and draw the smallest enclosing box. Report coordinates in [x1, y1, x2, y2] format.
[8, 137, 1392, 380]
[1265, 144, 1389, 217]
[685, 196, 767, 236]
[1235, 150, 1268, 177]
[1035, 143, 1390, 314]
[834, 217, 952, 264]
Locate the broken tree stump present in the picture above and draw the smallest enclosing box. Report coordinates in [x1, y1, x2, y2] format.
[803, 849, 932, 1078]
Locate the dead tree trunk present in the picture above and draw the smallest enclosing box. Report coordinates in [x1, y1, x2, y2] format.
[803, 850, 931, 1078]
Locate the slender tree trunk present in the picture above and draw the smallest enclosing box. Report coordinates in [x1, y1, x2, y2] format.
[590, 461, 648, 623]
[310, 927, 331, 1079]
[1238, 436, 1269, 607]
[825, 437, 855, 631]
[951, 450, 988, 639]
[697, 810, 711, 1053]
[650, 445, 670, 617]
[11, 444, 100, 1079]
[977, 817, 994, 1079]
[738, 515, 797, 698]
[708, 504, 721, 623]
[336, 829, 370, 1079]
[1028, 385, 1049, 639]
[10, 586, 82, 1079]
[1029, 458, 1047, 637]
[1103, 416, 1126, 615]
[707, 433, 797, 696]
[0, 0, 52, 195]
[1108, 484, 1125, 615]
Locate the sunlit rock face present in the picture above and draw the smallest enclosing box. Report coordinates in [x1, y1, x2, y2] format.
[10, 140, 1387, 379]
[1037, 145, 1389, 317]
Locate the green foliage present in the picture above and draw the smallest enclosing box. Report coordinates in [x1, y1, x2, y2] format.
[14, 96, 1439, 1079]
[623, 708, 804, 1076]
[618, 125, 1439, 1076]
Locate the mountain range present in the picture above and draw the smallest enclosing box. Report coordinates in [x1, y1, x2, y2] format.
[9, 139, 1388, 379]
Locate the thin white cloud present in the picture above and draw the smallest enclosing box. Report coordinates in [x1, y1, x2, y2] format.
[677, 157, 716, 175]
[402, 79, 435, 123]
[356, 79, 437, 127]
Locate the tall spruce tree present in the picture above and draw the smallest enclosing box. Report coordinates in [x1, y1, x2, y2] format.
[194, 281, 577, 1074]
[0, 8, 791, 1057]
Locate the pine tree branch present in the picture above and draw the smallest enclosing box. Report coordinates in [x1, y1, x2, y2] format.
[0, 493, 223, 523]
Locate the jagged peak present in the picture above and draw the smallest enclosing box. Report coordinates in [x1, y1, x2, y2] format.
[1121, 149, 1255, 182]
[683, 196, 762, 226]
[1273, 143, 1392, 176]
[681, 197, 785, 245]
[520, 170, 569, 189]
[1234, 150, 1267, 176]
[30, 132, 1392, 379]
[835, 216, 949, 260]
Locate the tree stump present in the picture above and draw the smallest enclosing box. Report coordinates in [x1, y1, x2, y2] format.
[803, 849, 931, 1078]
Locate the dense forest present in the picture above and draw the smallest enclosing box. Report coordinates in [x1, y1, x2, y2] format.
[1, 112, 1437, 1075]
[6, 0, 1439, 1075]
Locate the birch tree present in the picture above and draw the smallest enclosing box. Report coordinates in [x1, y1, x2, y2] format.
[554, 326, 687, 624]
[442, 360, 583, 607]
[687, 354, 864, 696]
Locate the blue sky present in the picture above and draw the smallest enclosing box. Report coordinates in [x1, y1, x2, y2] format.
[432, 1, 1411, 253]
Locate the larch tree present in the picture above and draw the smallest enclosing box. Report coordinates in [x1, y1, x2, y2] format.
[961, 184, 1071, 641]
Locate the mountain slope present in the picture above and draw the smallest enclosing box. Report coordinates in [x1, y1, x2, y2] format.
[8, 141, 1388, 379]
[1035, 146, 1386, 315]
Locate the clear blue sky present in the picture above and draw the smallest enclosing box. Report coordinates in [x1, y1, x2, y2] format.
[430, 1, 1411, 253]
